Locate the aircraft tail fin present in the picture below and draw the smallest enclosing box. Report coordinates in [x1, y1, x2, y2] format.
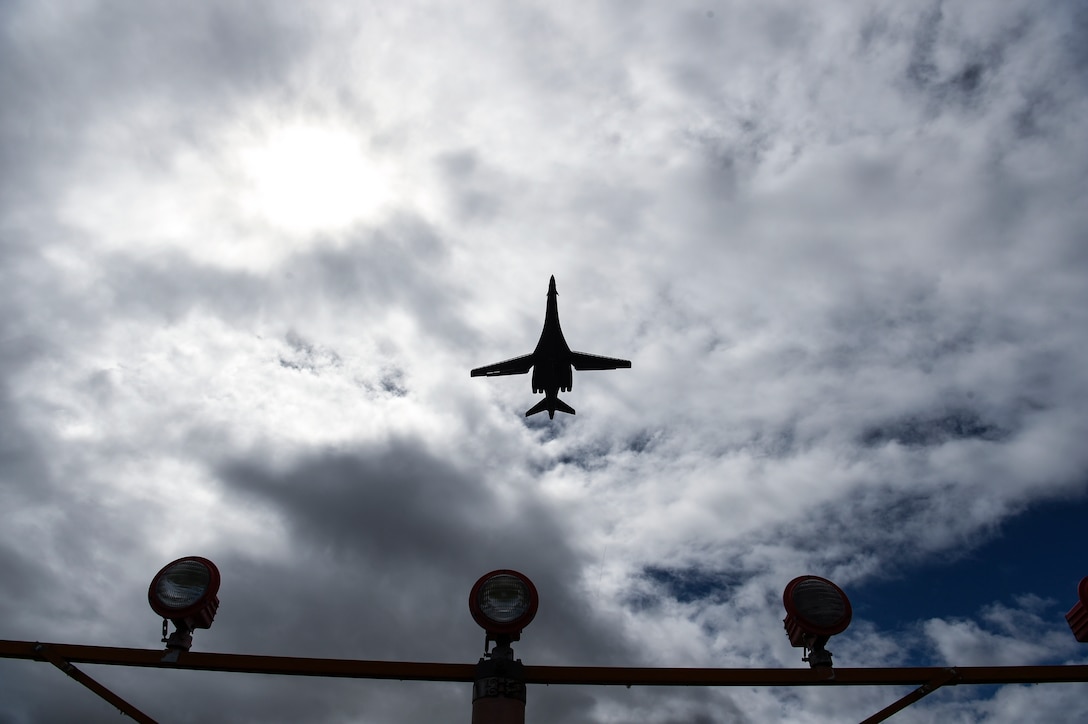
[525, 397, 576, 418]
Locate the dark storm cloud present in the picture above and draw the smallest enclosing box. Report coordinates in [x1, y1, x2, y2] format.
[905, 4, 950, 90]
[591, 686, 752, 724]
[639, 566, 744, 606]
[0, 411, 57, 629]
[217, 437, 638, 666]
[0, 368, 170, 654]
[0, 373, 49, 506]
[1010, 87, 1059, 140]
[0, 1, 314, 118]
[898, 2, 1088, 123]
[859, 409, 1008, 448]
[298, 219, 469, 337]
[2, 434, 650, 723]
[433, 149, 508, 223]
[0, 295, 88, 633]
[0, 506, 55, 630]
[278, 329, 343, 374]
[537, 428, 662, 472]
[1064, 1, 1088, 76]
[0, 219, 72, 632]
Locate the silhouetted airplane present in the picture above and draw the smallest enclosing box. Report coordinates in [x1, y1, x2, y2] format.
[471, 276, 631, 418]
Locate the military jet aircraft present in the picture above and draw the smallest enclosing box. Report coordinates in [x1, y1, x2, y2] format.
[471, 275, 631, 418]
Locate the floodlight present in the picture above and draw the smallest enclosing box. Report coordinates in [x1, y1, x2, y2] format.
[148, 556, 221, 651]
[782, 575, 852, 667]
[469, 570, 535, 719]
[469, 570, 538, 644]
[1066, 576, 1088, 643]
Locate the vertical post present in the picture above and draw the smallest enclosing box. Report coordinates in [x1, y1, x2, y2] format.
[859, 668, 960, 724]
[471, 642, 526, 724]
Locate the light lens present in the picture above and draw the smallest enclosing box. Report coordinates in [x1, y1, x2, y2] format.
[477, 574, 531, 624]
[155, 559, 212, 609]
[791, 578, 847, 628]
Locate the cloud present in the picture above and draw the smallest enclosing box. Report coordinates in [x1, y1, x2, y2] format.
[216, 439, 639, 664]
[2, 1, 1088, 721]
[924, 596, 1084, 666]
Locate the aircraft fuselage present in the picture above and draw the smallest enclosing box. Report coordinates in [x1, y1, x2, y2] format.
[531, 278, 574, 396]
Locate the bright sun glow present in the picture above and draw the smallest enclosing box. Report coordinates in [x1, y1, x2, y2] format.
[239, 124, 392, 234]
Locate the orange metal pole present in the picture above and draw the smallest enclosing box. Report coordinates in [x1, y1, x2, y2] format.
[858, 668, 960, 724]
[34, 644, 159, 724]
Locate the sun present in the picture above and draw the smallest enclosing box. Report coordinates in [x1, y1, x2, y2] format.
[238, 123, 392, 234]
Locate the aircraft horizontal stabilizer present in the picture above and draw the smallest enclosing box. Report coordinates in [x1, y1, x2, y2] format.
[525, 397, 576, 418]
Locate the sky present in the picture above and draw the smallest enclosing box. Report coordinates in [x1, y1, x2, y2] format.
[1, 1, 1087, 722]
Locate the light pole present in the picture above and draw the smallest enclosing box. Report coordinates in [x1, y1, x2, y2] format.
[468, 570, 539, 724]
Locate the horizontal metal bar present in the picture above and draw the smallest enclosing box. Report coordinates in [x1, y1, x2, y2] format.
[3, 640, 1087, 688]
[520, 663, 1088, 687]
[0, 640, 475, 682]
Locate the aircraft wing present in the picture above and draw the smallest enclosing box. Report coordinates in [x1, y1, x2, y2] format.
[570, 351, 632, 371]
[470, 353, 535, 377]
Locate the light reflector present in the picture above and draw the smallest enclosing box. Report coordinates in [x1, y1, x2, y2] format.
[155, 559, 213, 610]
[148, 556, 221, 628]
[478, 574, 532, 623]
[790, 578, 849, 630]
[469, 569, 539, 636]
[783, 575, 852, 649]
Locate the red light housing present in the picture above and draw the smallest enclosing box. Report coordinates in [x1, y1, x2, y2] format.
[1066, 576, 1088, 643]
[469, 570, 539, 639]
[148, 556, 221, 632]
[783, 575, 852, 648]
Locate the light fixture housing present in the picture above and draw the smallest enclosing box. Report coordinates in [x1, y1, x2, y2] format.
[783, 575, 852, 667]
[148, 556, 221, 649]
[469, 569, 539, 641]
[1066, 576, 1088, 643]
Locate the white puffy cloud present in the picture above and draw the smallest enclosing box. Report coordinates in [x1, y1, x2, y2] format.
[2, 1, 1087, 721]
